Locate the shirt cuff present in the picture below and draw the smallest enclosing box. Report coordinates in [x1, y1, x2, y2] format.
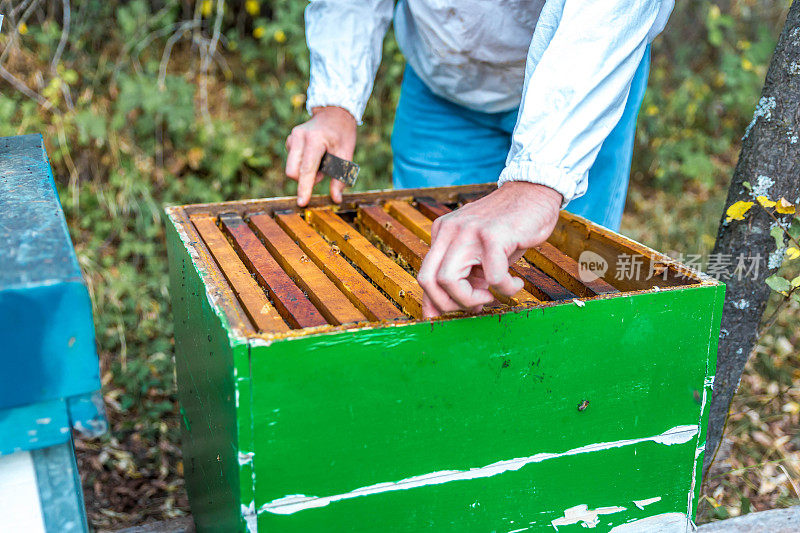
[497, 161, 587, 208]
[306, 87, 364, 125]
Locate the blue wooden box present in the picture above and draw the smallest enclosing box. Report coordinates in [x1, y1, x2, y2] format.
[0, 134, 106, 532]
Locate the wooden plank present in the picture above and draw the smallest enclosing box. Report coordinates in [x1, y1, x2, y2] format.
[456, 192, 484, 205]
[414, 196, 452, 220]
[219, 213, 328, 329]
[356, 205, 430, 272]
[274, 213, 405, 322]
[510, 259, 576, 302]
[190, 215, 290, 333]
[384, 200, 434, 245]
[549, 211, 694, 291]
[306, 209, 425, 318]
[248, 213, 366, 326]
[524, 241, 619, 298]
[181, 182, 497, 218]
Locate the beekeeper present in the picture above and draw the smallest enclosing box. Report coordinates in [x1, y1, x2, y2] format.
[285, 1, 673, 317]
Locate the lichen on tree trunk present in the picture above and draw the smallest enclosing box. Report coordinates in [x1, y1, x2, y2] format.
[704, 1, 800, 476]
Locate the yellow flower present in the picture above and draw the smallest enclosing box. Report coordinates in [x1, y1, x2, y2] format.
[725, 201, 754, 222]
[274, 29, 287, 43]
[737, 40, 751, 50]
[200, 0, 213, 17]
[291, 93, 306, 109]
[253, 26, 265, 39]
[776, 197, 797, 215]
[245, 66, 256, 80]
[245, 0, 260, 16]
[786, 247, 800, 261]
[709, 5, 721, 20]
[18, 22, 28, 35]
[741, 58, 754, 71]
[756, 196, 776, 208]
[645, 105, 658, 116]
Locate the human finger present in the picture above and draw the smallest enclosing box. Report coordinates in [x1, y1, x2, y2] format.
[296, 138, 327, 207]
[285, 132, 304, 182]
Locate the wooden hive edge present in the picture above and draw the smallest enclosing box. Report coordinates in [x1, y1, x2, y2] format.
[165, 185, 721, 344]
[244, 279, 722, 345]
[165, 206, 256, 343]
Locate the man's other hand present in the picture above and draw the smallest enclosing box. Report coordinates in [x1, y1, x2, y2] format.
[285, 106, 357, 207]
[417, 182, 563, 318]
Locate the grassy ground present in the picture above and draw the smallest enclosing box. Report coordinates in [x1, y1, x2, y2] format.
[0, 0, 797, 529]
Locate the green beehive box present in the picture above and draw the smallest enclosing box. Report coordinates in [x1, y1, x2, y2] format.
[166, 184, 724, 532]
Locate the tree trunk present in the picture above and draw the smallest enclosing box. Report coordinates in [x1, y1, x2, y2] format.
[704, 1, 800, 476]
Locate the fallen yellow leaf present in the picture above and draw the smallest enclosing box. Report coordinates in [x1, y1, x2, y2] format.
[756, 195, 776, 208]
[725, 200, 754, 222]
[787, 247, 800, 260]
[791, 274, 800, 287]
[776, 197, 796, 214]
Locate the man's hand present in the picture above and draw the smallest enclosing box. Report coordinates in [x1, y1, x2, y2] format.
[417, 182, 562, 318]
[285, 106, 357, 207]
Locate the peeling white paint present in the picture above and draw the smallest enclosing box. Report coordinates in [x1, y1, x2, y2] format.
[259, 425, 699, 516]
[238, 451, 255, 466]
[508, 527, 530, 533]
[704, 376, 714, 388]
[35, 418, 51, 425]
[551, 504, 626, 529]
[695, 443, 705, 460]
[241, 502, 258, 533]
[609, 512, 692, 532]
[633, 496, 661, 510]
[572, 298, 585, 308]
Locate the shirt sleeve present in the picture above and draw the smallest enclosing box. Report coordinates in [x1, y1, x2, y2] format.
[305, 0, 394, 124]
[498, 0, 673, 206]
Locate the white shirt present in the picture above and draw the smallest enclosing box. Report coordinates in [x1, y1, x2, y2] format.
[305, 0, 673, 205]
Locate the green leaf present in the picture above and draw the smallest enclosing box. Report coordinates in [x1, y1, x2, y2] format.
[765, 274, 791, 293]
[788, 217, 800, 240]
[770, 226, 785, 249]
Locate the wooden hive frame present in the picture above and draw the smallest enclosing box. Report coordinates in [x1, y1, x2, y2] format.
[166, 183, 724, 532]
[169, 183, 712, 340]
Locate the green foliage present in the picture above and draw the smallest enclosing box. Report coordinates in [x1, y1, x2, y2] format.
[636, 1, 787, 189]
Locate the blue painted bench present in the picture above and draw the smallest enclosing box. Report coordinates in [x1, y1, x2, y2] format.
[0, 134, 106, 532]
